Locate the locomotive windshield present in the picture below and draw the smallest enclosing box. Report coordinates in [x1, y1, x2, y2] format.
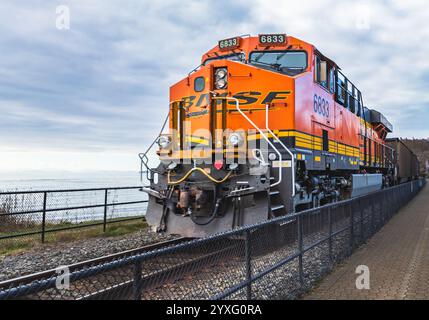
[203, 52, 245, 65]
[249, 51, 307, 76]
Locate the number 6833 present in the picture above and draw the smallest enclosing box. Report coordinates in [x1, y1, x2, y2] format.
[313, 94, 330, 118]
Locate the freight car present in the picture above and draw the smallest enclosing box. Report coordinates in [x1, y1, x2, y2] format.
[386, 138, 420, 184]
[139, 34, 416, 237]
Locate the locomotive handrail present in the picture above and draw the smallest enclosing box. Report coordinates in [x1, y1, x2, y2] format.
[139, 108, 171, 182]
[265, 103, 296, 196]
[217, 96, 283, 187]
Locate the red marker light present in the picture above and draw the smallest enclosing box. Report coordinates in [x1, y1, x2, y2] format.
[214, 160, 224, 170]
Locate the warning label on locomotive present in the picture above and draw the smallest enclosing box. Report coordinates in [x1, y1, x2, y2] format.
[272, 160, 292, 168]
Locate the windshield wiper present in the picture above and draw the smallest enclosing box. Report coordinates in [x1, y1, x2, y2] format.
[276, 53, 286, 61]
[282, 66, 305, 70]
[252, 60, 281, 70]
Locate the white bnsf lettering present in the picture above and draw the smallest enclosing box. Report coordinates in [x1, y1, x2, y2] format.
[210, 304, 262, 315]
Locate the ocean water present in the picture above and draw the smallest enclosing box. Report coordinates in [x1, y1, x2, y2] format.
[0, 171, 145, 191]
[0, 171, 150, 224]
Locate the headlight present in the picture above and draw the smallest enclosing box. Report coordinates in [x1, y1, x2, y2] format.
[215, 78, 227, 89]
[228, 133, 243, 146]
[215, 68, 228, 89]
[215, 68, 227, 79]
[157, 135, 171, 149]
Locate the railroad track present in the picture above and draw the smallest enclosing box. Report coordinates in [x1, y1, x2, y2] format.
[79, 244, 239, 300]
[0, 236, 242, 300]
[0, 237, 191, 299]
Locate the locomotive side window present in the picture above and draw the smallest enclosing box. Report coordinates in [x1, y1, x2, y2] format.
[315, 56, 335, 94]
[335, 70, 363, 116]
[314, 56, 320, 83]
[329, 68, 335, 94]
[194, 76, 205, 92]
[354, 90, 361, 116]
[348, 84, 355, 114]
[353, 90, 363, 117]
[336, 72, 346, 105]
[315, 56, 328, 89]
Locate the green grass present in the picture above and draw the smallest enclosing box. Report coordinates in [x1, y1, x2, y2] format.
[0, 241, 34, 257]
[102, 221, 146, 237]
[0, 218, 148, 257]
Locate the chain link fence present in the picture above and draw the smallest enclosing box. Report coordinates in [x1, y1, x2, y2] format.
[0, 178, 425, 300]
[0, 187, 147, 245]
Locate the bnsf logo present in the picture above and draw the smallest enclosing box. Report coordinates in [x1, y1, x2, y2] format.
[180, 91, 292, 109]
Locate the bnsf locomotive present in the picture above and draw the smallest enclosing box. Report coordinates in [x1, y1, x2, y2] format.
[140, 34, 418, 238]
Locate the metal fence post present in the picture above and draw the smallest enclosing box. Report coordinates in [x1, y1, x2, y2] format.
[245, 229, 252, 299]
[103, 189, 108, 232]
[371, 197, 375, 235]
[382, 190, 387, 224]
[349, 203, 354, 252]
[297, 214, 304, 287]
[133, 261, 143, 300]
[387, 189, 391, 218]
[360, 198, 364, 242]
[41, 192, 47, 243]
[381, 192, 385, 223]
[328, 207, 333, 263]
[395, 188, 400, 211]
[391, 188, 397, 217]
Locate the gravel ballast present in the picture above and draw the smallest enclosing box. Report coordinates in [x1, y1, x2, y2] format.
[0, 228, 177, 282]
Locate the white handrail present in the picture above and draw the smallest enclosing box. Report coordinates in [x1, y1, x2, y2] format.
[221, 97, 283, 187]
[265, 104, 296, 196]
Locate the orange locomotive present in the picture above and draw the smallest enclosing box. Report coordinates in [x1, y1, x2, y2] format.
[140, 34, 394, 237]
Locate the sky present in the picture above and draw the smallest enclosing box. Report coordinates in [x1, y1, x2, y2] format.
[0, 0, 428, 173]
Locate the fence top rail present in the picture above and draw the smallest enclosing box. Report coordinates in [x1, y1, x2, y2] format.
[0, 199, 149, 217]
[0, 186, 148, 196]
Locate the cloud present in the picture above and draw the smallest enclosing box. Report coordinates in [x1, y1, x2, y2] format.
[0, 0, 428, 172]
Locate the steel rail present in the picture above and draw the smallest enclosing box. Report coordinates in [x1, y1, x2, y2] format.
[78, 244, 239, 300]
[0, 237, 191, 290]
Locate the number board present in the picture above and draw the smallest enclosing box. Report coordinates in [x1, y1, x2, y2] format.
[218, 37, 241, 51]
[258, 34, 287, 46]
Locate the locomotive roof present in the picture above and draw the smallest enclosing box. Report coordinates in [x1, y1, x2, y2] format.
[203, 34, 341, 69]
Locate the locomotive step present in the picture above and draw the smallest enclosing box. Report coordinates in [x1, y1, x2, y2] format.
[271, 204, 285, 211]
[269, 190, 280, 196]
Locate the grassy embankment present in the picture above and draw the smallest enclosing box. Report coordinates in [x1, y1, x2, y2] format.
[0, 194, 148, 256]
[0, 218, 148, 256]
